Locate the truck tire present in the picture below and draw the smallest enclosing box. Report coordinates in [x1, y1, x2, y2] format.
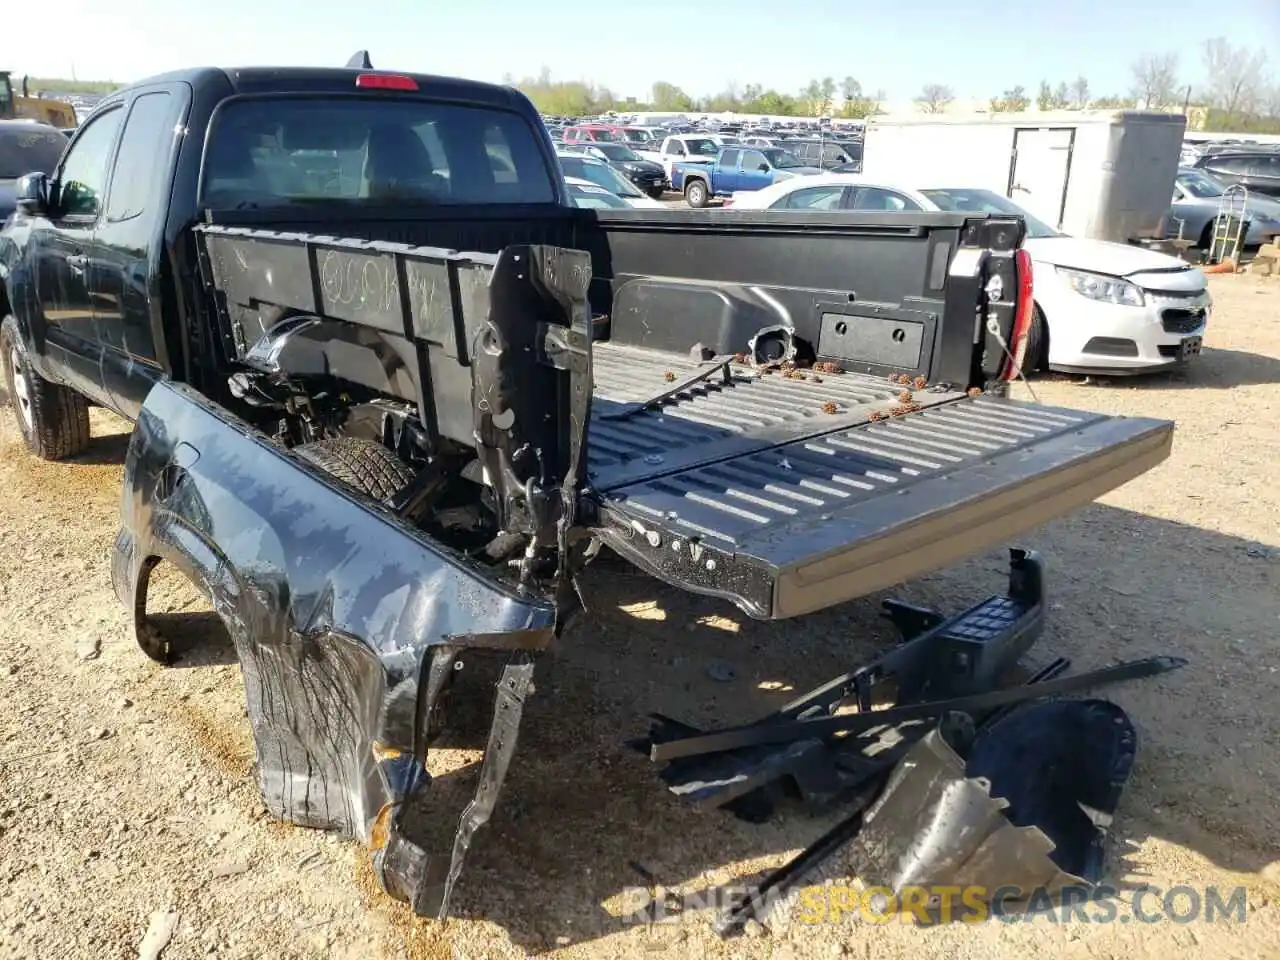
[1023, 305, 1050, 373]
[0, 317, 91, 461]
[294, 436, 414, 501]
[685, 178, 709, 208]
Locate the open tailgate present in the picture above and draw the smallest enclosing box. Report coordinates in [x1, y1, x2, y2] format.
[589, 346, 1172, 619]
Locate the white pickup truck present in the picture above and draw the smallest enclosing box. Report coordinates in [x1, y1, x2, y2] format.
[637, 133, 722, 178]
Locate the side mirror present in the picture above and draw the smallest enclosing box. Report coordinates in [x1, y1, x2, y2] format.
[758, 163, 770, 172]
[15, 173, 49, 217]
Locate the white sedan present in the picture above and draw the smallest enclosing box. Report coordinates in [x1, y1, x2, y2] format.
[729, 175, 1211, 376]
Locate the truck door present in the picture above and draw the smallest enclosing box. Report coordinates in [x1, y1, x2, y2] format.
[90, 87, 186, 419]
[1008, 127, 1074, 229]
[716, 148, 740, 192]
[737, 149, 771, 192]
[30, 104, 124, 404]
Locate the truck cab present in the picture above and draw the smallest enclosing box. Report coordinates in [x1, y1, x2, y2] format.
[636, 133, 720, 177]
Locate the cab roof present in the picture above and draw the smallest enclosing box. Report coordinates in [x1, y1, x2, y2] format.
[113, 66, 531, 112]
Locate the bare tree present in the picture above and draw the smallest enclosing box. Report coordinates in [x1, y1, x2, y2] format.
[1130, 52, 1180, 109]
[916, 83, 954, 114]
[1202, 37, 1268, 120]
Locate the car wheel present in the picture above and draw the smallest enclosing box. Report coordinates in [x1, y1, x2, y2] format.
[685, 179, 709, 208]
[646, 185, 665, 200]
[1023, 305, 1050, 374]
[293, 436, 415, 500]
[0, 316, 91, 461]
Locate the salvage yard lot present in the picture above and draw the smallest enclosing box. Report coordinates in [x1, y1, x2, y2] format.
[1, 275, 1278, 960]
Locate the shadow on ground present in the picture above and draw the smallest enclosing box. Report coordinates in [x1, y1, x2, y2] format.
[1045, 346, 1280, 391]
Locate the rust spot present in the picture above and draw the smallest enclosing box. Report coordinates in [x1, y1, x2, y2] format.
[868, 410, 887, 422]
[913, 376, 928, 389]
[822, 401, 839, 415]
[369, 802, 397, 851]
[968, 386, 984, 397]
[733, 352, 750, 365]
[813, 361, 842, 374]
[663, 371, 676, 382]
[898, 390, 913, 403]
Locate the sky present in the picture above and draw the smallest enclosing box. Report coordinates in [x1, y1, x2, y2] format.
[13, 0, 1280, 103]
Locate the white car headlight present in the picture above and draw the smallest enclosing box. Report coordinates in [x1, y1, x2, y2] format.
[1057, 267, 1146, 307]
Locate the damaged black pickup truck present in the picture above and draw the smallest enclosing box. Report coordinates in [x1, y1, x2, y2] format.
[0, 63, 1174, 919]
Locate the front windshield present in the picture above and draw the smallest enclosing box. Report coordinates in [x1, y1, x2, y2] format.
[921, 188, 1062, 238]
[763, 148, 803, 169]
[594, 142, 640, 162]
[622, 127, 654, 143]
[683, 137, 718, 156]
[0, 127, 68, 179]
[1177, 169, 1226, 199]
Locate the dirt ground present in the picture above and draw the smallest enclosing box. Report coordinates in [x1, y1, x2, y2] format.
[1, 274, 1278, 960]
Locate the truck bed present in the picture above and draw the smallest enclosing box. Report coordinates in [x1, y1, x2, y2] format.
[194, 218, 1173, 621]
[589, 342, 1172, 618]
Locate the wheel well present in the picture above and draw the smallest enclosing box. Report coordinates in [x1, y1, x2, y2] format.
[684, 174, 707, 187]
[134, 555, 232, 665]
[1199, 220, 1214, 250]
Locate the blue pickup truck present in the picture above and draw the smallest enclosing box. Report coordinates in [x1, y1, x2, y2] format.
[670, 145, 821, 207]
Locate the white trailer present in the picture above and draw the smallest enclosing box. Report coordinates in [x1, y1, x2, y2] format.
[860, 111, 1187, 244]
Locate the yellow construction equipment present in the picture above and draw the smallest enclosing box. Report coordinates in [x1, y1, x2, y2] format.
[0, 72, 78, 129]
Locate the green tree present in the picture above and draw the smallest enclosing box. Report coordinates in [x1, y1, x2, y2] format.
[651, 81, 696, 111]
[819, 77, 837, 114]
[1069, 76, 1091, 109]
[1037, 80, 1067, 110]
[1091, 95, 1138, 109]
[990, 85, 1030, 112]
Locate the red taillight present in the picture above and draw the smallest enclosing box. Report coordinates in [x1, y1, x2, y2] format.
[355, 73, 419, 91]
[1002, 247, 1035, 381]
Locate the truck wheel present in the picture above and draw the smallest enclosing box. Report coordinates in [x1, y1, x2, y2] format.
[685, 179, 709, 208]
[294, 436, 415, 500]
[0, 317, 90, 461]
[1023, 305, 1050, 373]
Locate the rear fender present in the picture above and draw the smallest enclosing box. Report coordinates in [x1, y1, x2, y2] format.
[110, 379, 557, 918]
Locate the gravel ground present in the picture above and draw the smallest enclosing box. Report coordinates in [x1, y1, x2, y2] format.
[1, 274, 1277, 960]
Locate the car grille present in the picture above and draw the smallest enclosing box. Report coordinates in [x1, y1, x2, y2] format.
[1161, 308, 1207, 334]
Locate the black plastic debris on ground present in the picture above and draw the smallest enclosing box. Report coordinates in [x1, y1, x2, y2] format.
[627, 547, 1187, 937]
